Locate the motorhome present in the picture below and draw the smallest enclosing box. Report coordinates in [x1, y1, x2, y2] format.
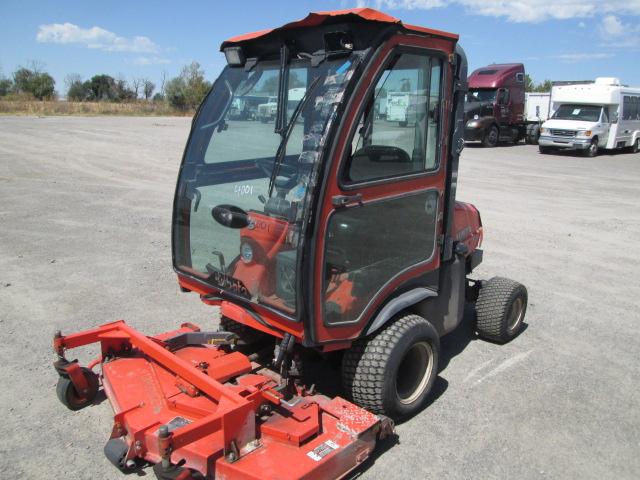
[539, 77, 640, 156]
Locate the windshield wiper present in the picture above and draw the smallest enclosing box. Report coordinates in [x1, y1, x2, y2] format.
[267, 76, 321, 197]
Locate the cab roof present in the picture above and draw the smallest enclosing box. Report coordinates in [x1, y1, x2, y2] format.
[468, 63, 524, 89]
[220, 8, 458, 50]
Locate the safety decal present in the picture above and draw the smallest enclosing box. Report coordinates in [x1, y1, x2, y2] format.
[307, 440, 340, 461]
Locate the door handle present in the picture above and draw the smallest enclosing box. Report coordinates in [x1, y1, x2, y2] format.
[331, 193, 363, 208]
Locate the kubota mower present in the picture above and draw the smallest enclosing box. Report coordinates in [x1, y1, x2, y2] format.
[53, 8, 528, 480]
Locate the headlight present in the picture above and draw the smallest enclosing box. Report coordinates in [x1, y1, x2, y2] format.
[466, 120, 479, 128]
[577, 130, 592, 137]
[240, 243, 253, 263]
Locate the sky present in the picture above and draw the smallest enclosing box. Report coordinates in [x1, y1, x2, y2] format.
[1, 0, 639, 97]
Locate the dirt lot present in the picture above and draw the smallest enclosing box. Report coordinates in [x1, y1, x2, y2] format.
[1, 116, 639, 479]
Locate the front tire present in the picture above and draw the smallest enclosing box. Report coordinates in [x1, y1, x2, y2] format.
[56, 367, 99, 411]
[482, 125, 499, 147]
[539, 145, 553, 154]
[584, 138, 599, 157]
[476, 277, 528, 343]
[342, 314, 439, 420]
[630, 138, 639, 154]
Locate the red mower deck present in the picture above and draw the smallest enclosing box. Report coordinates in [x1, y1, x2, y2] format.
[54, 321, 392, 479]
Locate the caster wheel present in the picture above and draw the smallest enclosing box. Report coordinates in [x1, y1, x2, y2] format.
[56, 367, 99, 411]
[153, 463, 205, 480]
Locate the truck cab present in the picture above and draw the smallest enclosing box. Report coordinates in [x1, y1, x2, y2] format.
[464, 63, 525, 146]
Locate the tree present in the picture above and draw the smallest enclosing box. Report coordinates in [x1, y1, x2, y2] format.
[0, 77, 12, 96]
[84, 74, 116, 101]
[524, 74, 535, 92]
[114, 77, 136, 102]
[534, 80, 553, 93]
[165, 62, 211, 110]
[65, 74, 87, 101]
[12, 66, 55, 99]
[131, 77, 142, 99]
[143, 79, 155, 100]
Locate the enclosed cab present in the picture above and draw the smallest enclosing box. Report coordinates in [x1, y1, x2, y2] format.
[539, 77, 640, 156]
[464, 63, 526, 146]
[52, 10, 529, 479]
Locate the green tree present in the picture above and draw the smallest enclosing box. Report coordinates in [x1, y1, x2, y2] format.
[143, 79, 155, 100]
[166, 62, 211, 110]
[0, 77, 12, 96]
[12, 66, 55, 99]
[534, 80, 553, 92]
[84, 75, 116, 101]
[524, 74, 535, 92]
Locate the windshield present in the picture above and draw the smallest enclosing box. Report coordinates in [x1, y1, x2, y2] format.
[466, 89, 497, 102]
[552, 104, 602, 122]
[173, 55, 359, 316]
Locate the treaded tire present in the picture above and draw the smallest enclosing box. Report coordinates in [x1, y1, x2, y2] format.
[342, 314, 439, 420]
[584, 138, 598, 157]
[218, 316, 269, 346]
[476, 277, 528, 343]
[56, 367, 99, 411]
[482, 125, 499, 147]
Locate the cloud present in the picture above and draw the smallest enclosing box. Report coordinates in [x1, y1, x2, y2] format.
[552, 53, 615, 63]
[364, 1, 640, 23]
[133, 56, 171, 66]
[599, 15, 640, 47]
[36, 23, 159, 53]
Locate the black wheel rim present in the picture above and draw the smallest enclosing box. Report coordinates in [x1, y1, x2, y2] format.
[395, 341, 433, 405]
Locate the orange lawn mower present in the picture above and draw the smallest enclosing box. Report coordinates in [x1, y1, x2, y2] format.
[53, 8, 528, 480]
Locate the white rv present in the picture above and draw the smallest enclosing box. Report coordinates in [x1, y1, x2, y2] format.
[539, 77, 640, 156]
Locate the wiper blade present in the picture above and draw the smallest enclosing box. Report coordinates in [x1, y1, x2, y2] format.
[267, 76, 321, 197]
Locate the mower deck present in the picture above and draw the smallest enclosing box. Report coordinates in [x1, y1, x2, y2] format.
[53, 321, 392, 479]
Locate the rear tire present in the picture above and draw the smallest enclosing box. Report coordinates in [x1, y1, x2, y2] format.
[482, 125, 499, 147]
[476, 277, 528, 344]
[399, 120, 408, 128]
[342, 314, 439, 420]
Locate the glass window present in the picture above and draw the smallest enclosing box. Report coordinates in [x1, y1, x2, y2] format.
[323, 191, 439, 325]
[344, 53, 442, 183]
[173, 57, 359, 315]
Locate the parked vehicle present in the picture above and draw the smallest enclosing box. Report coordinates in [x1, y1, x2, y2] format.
[51, 8, 528, 480]
[464, 63, 526, 146]
[386, 91, 411, 126]
[523, 92, 551, 144]
[256, 88, 306, 123]
[228, 95, 272, 120]
[539, 77, 640, 156]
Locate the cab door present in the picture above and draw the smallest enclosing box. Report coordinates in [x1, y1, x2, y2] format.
[311, 44, 452, 343]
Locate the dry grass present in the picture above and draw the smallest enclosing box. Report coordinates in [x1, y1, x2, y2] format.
[0, 100, 193, 116]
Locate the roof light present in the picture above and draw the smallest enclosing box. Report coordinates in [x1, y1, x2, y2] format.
[224, 47, 245, 67]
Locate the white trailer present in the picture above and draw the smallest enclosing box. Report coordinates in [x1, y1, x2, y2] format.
[523, 92, 551, 144]
[539, 77, 640, 156]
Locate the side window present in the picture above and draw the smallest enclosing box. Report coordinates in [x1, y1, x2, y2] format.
[498, 88, 510, 105]
[345, 53, 443, 183]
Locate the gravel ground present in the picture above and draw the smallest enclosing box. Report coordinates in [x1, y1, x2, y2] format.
[1, 116, 639, 479]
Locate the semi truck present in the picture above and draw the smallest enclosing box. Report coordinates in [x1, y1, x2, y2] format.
[464, 63, 551, 146]
[539, 77, 640, 156]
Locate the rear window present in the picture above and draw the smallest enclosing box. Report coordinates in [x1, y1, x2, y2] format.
[478, 70, 497, 75]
